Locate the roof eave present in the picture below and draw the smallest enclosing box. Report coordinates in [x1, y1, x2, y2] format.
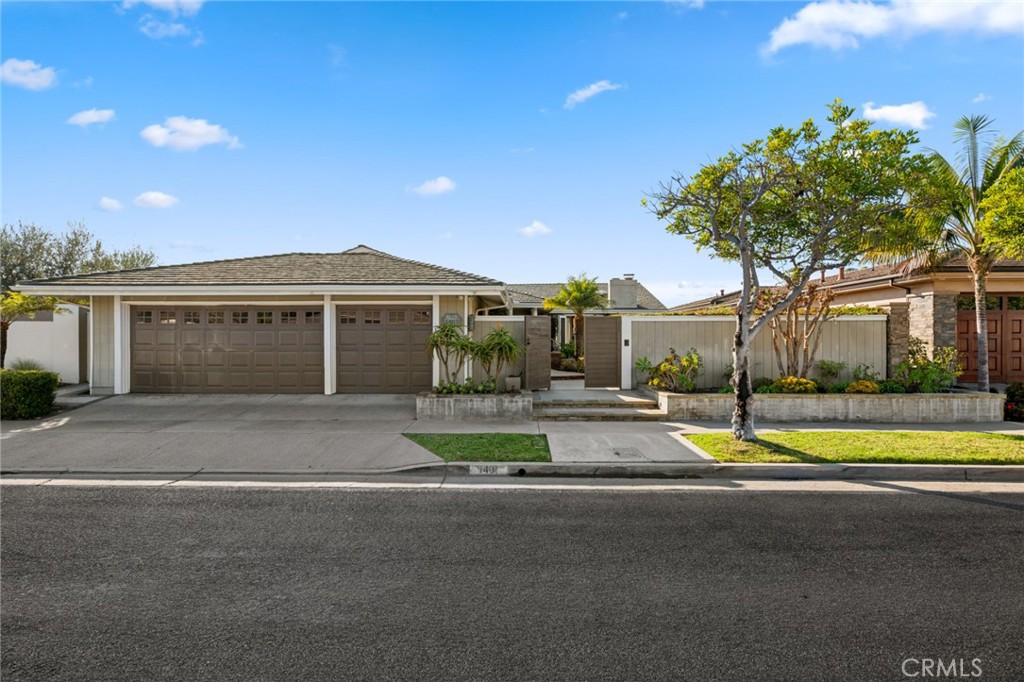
[14, 283, 507, 297]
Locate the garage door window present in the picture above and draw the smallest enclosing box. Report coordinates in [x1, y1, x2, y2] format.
[256, 311, 273, 324]
[232, 311, 249, 325]
[160, 311, 176, 325]
[305, 311, 321, 323]
[136, 310, 152, 325]
[184, 311, 201, 325]
[388, 310, 406, 324]
[208, 311, 225, 324]
[413, 311, 431, 325]
[363, 311, 381, 325]
[339, 310, 357, 324]
[281, 311, 297, 324]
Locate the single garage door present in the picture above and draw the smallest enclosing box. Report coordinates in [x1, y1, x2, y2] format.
[337, 306, 433, 393]
[131, 306, 324, 393]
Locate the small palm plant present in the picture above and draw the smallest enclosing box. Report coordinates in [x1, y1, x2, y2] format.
[477, 326, 523, 393]
[542, 273, 608, 357]
[425, 323, 473, 384]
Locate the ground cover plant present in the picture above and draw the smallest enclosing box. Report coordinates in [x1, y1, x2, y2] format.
[405, 433, 551, 462]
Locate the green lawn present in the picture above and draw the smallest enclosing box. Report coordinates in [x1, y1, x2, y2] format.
[405, 433, 551, 462]
[688, 431, 1024, 465]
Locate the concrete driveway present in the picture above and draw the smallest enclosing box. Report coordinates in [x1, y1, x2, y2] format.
[0, 394, 441, 474]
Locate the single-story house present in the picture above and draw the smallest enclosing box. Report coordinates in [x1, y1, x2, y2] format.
[669, 258, 1024, 384]
[16, 246, 506, 395]
[505, 275, 666, 347]
[4, 302, 89, 384]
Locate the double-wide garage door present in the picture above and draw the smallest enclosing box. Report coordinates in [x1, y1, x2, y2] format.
[131, 305, 433, 394]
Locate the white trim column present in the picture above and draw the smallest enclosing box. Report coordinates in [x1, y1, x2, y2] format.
[113, 296, 131, 394]
[87, 295, 94, 388]
[620, 315, 633, 390]
[323, 295, 336, 395]
[463, 295, 471, 381]
[432, 295, 441, 386]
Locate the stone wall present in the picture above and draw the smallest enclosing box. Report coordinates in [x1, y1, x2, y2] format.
[908, 294, 958, 355]
[646, 389, 1005, 423]
[416, 393, 533, 421]
[882, 302, 909, 378]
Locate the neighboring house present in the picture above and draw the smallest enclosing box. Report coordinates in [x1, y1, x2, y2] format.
[669, 258, 1024, 384]
[505, 275, 666, 347]
[4, 303, 89, 384]
[16, 246, 505, 395]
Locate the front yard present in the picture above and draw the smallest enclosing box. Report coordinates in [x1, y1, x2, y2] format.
[405, 433, 551, 462]
[688, 431, 1024, 465]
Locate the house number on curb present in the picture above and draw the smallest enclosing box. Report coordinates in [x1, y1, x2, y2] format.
[469, 464, 509, 476]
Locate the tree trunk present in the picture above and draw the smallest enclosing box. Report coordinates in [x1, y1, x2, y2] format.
[0, 321, 8, 369]
[731, 318, 756, 442]
[972, 265, 990, 393]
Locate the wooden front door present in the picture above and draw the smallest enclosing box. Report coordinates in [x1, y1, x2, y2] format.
[524, 315, 551, 391]
[584, 316, 621, 388]
[956, 294, 1024, 383]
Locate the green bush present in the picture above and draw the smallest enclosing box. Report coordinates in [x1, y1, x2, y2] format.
[816, 359, 846, 390]
[647, 347, 702, 393]
[1006, 382, 1024, 422]
[0, 369, 60, 420]
[895, 338, 961, 393]
[845, 380, 880, 394]
[772, 376, 818, 394]
[852, 363, 880, 382]
[7, 358, 45, 371]
[560, 343, 576, 358]
[755, 382, 780, 394]
[560, 356, 585, 373]
[751, 377, 774, 392]
[717, 385, 734, 394]
[878, 380, 906, 394]
[830, 381, 851, 394]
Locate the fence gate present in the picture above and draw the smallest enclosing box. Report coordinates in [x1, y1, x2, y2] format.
[524, 316, 551, 390]
[584, 316, 621, 388]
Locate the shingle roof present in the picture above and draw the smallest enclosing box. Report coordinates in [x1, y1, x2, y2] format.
[18, 245, 503, 288]
[507, 282, 666, 310]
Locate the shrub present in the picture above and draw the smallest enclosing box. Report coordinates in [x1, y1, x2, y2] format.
[8, 358, 45, 371]
[772, 376, 817, 394]
[751, 377, 774, 392]
[434, 379, 496, 395]
[816, 360, 846, 390]
[877, 380, 906, 394]
[1006, 382, 1024, 422]
[852, 363, 880, 382]
[560, 343, 576, 358]
[895, 338, 961, 393]
[647, 347, 702, 393]
[0, 369, 60, 419]
[717, 385, 734, 394]
[560, 357, 585, 373]
[755, 382, 780, 394]
[845, 380, 880, 394]
[830, 381, 851, 394]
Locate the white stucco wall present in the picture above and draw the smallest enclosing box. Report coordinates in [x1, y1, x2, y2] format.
[5, 304, 87, 383]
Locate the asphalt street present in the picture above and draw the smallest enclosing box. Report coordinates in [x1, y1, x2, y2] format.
[2, 485, 1023, 681]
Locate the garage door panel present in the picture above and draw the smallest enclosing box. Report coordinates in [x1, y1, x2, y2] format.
[131, 306, 324, 393]
[336, 305, 432, 394]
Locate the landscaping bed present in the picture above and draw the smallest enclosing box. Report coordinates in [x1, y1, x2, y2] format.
[687, 431, 1024, 465]
[405, 433, 551, 462]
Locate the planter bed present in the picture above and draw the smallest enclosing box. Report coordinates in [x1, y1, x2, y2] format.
[640, 386, 1005, 423]
[416, 392, 533, 422]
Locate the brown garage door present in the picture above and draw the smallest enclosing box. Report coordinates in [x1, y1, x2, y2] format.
[131, 306, 324, 393]
[337, 306, 432, 393]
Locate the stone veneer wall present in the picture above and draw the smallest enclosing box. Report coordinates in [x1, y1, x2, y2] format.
[416, 393, 533, 422]
[908, 294, 958, 355]
[883, 302, 909, 378]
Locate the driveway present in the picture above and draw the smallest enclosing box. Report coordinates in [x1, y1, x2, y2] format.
[0, 395, 441, 474]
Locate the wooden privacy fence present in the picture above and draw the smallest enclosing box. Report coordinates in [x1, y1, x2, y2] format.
[624, 315, 888, 390]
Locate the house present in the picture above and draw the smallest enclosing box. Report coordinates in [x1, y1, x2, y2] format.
[669, 258, 1024, 384]
[505, 275, 666, 347]
[15, 246, 506, 395]
[4, 302, 89, 384]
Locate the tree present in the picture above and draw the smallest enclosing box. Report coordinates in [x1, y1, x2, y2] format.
[542, 273, 608, 358]
[979, 166, 1024, 259]
[647, 100, 927, 441]
[0, 221, 159, 367]
[765, 283, 837, 379]
[875, 116, 1023, 393]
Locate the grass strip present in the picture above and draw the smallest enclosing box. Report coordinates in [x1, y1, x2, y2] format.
[405, 433, 551, 462]
[688, 431, 1024, 465]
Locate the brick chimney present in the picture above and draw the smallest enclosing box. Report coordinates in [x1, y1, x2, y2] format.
[608, 274, 639, 309]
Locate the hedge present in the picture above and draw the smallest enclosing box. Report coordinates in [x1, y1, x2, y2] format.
[0, 369, 60, 420]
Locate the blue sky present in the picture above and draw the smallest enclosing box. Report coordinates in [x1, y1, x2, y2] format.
[3, 1, 1022, 306]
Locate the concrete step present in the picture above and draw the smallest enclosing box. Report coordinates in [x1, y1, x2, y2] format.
[533, 407, 668, 421]
[535, 399, 659, 409]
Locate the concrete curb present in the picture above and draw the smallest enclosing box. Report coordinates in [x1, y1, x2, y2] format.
[4, 463, 1024, 482]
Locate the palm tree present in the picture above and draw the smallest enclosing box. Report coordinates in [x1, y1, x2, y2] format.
[882, 116, 1022, 392]
[543, 273, 608, 357]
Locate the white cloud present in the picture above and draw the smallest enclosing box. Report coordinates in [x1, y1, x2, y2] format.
[67, 109, 116, 127]
[139, 17, 191, 39]
[134, 191, 179, 208]
[616, 11, 629, 20]
[408, 176, 456, 196]
[517, 220, 551, 238]
[1, 58, 58, 90]
[973, 92, 992, 103]
[764, 0, 1024, 55]
[98, 197, 123, 212]
[862, 101, 936, 129]
[140, 116, 241, 151]
[123, 0, 204, 17]
[73, 76, 94, 89]
[564, 80, 623, 109]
